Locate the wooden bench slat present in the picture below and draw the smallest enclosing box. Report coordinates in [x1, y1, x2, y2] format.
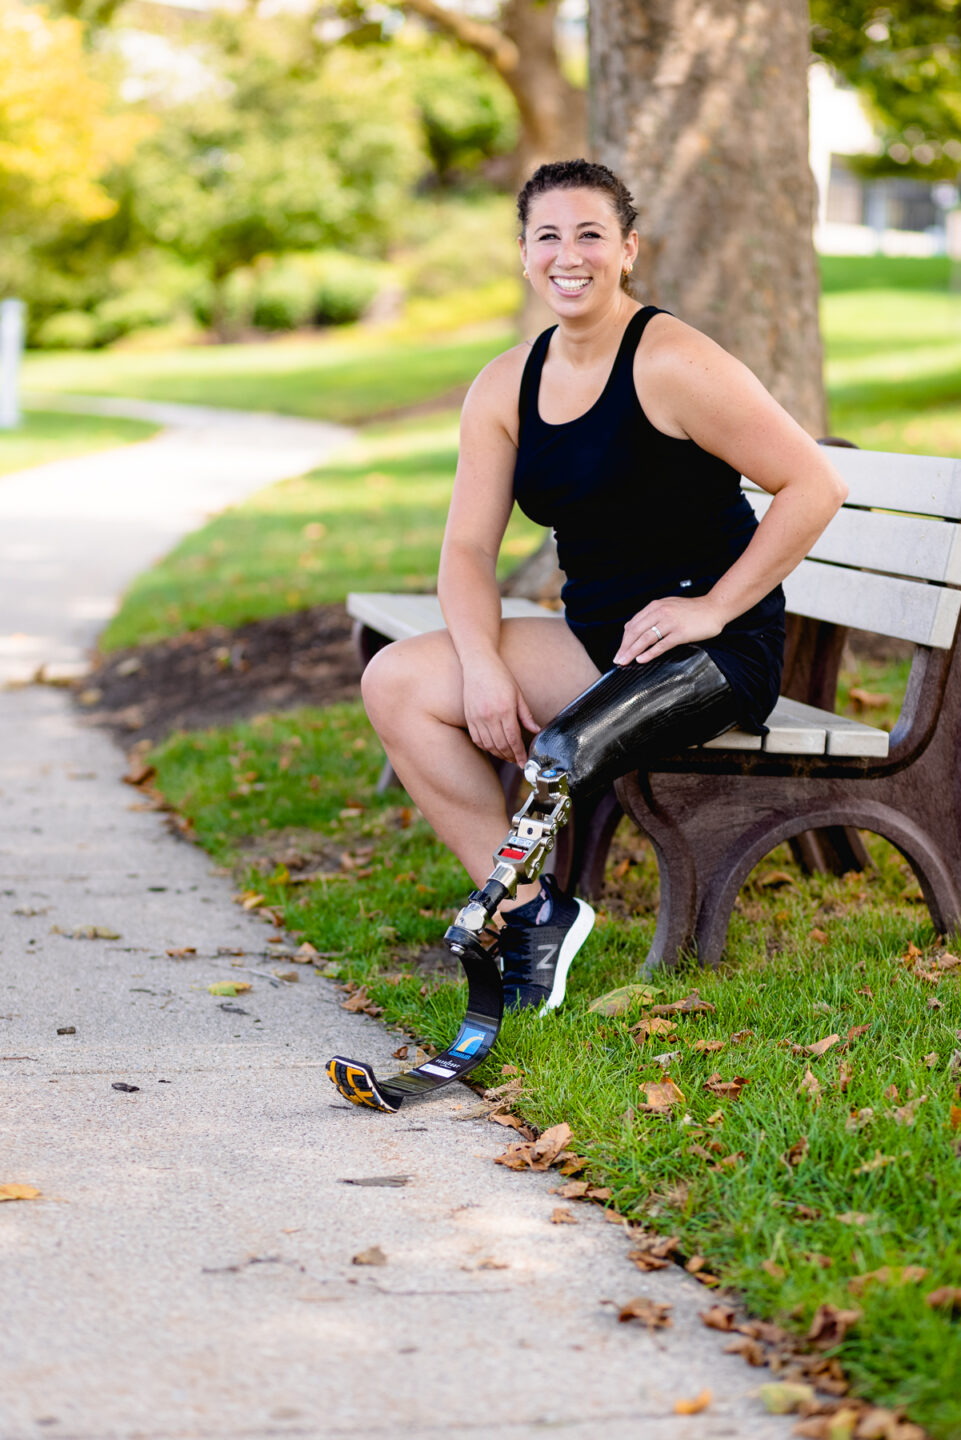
[746, 491, 961, 585]
[771, 697, 890, 758]
[744, 448, 961, 520]
[348, 591, 555, 643]
[782, 558, 961, 648]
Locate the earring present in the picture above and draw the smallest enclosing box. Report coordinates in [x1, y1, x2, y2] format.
[523, 268, 529, 279]
[623, 263, 634, 276]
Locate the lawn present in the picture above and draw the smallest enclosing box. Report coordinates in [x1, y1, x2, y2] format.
[0, 408, 157, 478]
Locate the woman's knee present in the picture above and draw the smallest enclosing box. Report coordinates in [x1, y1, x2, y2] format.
[360, 634, 460, 736]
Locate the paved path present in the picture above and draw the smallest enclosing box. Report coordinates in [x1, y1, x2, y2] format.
[0, 403, 793, 1439]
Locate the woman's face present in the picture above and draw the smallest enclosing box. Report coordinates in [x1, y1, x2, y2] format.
[519, 187, 637, 315]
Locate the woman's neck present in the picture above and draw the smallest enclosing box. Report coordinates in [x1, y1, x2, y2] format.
[550, 294, 641, 369]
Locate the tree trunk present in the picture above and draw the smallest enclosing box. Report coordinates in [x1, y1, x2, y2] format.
[589, 0, 827, 436]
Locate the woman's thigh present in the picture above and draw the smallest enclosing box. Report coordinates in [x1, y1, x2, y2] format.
[362, 617, 602, 731]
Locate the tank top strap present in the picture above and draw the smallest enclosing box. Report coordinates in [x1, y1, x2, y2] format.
[611, 305, 667, 378]
[517, 325, 557, 442]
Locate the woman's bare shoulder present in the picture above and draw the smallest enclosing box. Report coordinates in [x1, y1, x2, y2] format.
[463, 339, 535, 436]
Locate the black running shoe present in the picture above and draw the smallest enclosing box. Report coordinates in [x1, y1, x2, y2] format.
[499, 875, 595, 1015]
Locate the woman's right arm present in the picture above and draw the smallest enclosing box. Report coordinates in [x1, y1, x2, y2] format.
[438, 350, 539, 766]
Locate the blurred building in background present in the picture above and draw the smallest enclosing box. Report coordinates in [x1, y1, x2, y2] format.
[810, 61, 958, 258]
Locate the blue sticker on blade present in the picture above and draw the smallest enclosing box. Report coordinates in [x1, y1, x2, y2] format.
[452, 1027, 486, 1056]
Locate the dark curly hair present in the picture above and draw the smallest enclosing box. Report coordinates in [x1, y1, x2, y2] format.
[516, 159, 637, 239]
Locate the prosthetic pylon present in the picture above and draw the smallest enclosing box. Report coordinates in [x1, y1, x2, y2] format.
[325, 759, 571, 1111]
[325, 647, 736, 1111]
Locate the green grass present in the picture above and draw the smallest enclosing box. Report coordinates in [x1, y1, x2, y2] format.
[149, 656, 961, 1439]
[0, 408, 156, 477]
[99, 410, 543, 651]
[23, 301, 514, 426]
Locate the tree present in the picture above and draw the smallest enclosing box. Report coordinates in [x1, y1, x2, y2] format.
[590, 0, 825, 436]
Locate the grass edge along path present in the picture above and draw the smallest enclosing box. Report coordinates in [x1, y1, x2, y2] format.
[149, 699, 961, 1440]
[0, 408, 158, 478]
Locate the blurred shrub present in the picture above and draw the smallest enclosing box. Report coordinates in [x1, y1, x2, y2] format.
[93, 287, 178, 345]
[216, 251, 392, 333]
[33, 310, 100, 349]
[403, 196, 517, 298]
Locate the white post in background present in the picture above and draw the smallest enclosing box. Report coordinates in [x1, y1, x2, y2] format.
[0, 298, 26, 429]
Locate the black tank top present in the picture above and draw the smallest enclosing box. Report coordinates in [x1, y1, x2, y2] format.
[513, 306, 785, 733]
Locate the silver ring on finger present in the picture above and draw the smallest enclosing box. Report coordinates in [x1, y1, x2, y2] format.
[650, 624, 663, 642]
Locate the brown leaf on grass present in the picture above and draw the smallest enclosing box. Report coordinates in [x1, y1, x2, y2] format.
[730, 1029, 756, 1045]
[340, 986, 383, 1018]
[550, 1207, 578, 1224]
[795, 1203, 823, 1220]
[630, 1016, 677, 1043]
[936, 951, 961, 971]
[890, 1095, 925, 1126]
[700, 1304, 738, 1331]
[587, 984, 660, 1016]
[806, 1033, 841, 1058]
[0, 1183, 40, 1202]
[847, 1024, 871, 1043]
[853, 1150, 899, 1175]
[756, 869, 795, 889]
[949, 1105, 961, 1130]
[705, 1108, 724, 1126]
[650, 990, 716, 1017]
[799, 1069, 822, 1104]
[923, 1051, 939, 1068]
[685, 1254, 706, 1273]
[807, 1303, 862, 1349]
[673, 1389, 712, 1415]
[803, 1252, 833, 1269]
[494, 1122, 573, 1172]
[724, 1335, 766, 1365]
[617, 1297, 672, 1328]
[694, 1038, 725, 1053]
[782, 1136, 809, 1167]
[704, 1072, 750, 1099]
[849, 687, 892, 710]
[166, 946, 196, 958]
[845, 1107, 874, 1132]
[640, 1078, 686, 1111]
[809, 927, 830, 945]
[837, 1211, 872, 1226]
[901, 942, 922, 968]
[848, 1265, 928, 1297]
[761, 1258, 786, 1281]
[292, 942, 320, 963]
[837, 1060, 854, 1091]
[925, 1286, 961, 1311]
[352, 1245, 387, 1266]
[588, 1186, 613, 1200]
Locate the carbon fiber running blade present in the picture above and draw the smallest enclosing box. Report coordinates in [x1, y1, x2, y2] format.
[325, 939, 503, 1112]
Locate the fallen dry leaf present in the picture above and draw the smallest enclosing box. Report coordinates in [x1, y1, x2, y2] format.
[806, 1033, 841, 1058]
[630, 1015, 677, 1042]
[724, 1334, 766, 1365]
[837, 1060, 854, 1091]
[799, 1068, 822, 1104]
[166, 946, 196, 959]
[925, 1285, 961, 1311]
[700, 1303, 737, 1332]
[807, 1303, 862, 1348]
[617, 1296, 672, 1328]
[936, 951, 961, 971]
[694, 1038, 725, 1053]
[809, 927, 830, 945]
[628, 1233, 679, 1271]
[853, 1150, 899, 1176]
[756, 869, 795, 889]
[292, 942, 320, 963]
[845, 1107, 874, 1132]
[761, 1258, 786, 1281]
[51, 924, 121, 941]
[704, 1072, 750, 1099]
[848, 686, 892, 710]
[352, 1245, 387, 1266]
[550, 1207, 578, 1224]
[587, 984, 660, 1016]
[392, 1045, 409, 1060]
[782, 1136, 809, 1168]
[207, 981, 252, 997]
[837, 1211, 871, 1226]
[0, 1183, 40, 1202]
[640, 1078, 686, 1111]
[340, 985, 383, 1018]
[650, 990, 716, 1017]
[923, 1051, 939, 1068]
[758, 1381, 815, 1414]
[494, 1122, 573, 1172]
[705, 1108, 724, 1126]
[803, 1252, 833, 1269]
[890, 1095, 926, 1126]
[673, 1389, 712, 1414]
[552, 1180, 589, 1199]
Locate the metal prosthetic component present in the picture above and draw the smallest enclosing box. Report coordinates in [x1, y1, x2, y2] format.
[326, 762, 575, 1113]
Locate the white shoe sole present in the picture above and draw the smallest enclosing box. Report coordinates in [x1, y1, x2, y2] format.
[539, 898, 595, 1016]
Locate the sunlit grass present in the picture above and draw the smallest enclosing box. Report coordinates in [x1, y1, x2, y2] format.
[0, 408, 156, 477]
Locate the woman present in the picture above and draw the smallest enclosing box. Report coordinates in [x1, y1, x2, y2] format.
[362, 159, 846, 1013]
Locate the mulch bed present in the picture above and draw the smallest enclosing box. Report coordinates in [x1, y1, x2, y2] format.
[76, 603, 362, 745]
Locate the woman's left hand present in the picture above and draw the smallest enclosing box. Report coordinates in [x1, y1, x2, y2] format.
[614, 595, 727, 665]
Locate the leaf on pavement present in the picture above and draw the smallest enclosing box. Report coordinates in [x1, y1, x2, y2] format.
[550, 1207, 578, 1224]
[616, 1296, 672, 1328]
[208, 981, 252, 996]
[807, 1303, 862, 1348]
[340, 985, 383, 1017]
[494, 1122, 572, 1172]
[700, 1304, 737, 1332]
[552, 1179, 589, 1199]
[352, 1245, 387, 1266]
[51, 924, 121, 940]
[587, 984, 661, 1016]
[166, 946, 196, 958]
[724, 1334, 766, 1365]
[0, 1183, 41, 1202]
[628, 1233, 679, 1271]
[758, 1382, 815, 1415]
[673, 1389, 712, 1414]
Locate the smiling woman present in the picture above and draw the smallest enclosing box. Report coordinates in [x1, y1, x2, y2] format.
[357, 157, 847, 1016]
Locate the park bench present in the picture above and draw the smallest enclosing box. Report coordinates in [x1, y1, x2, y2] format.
[347, 443, 961, 971]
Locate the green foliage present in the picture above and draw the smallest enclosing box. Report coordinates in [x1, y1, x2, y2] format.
[811, 1, 961, 177]
[400, 195, 518, 298]
[402, 37, 517, 185]
[212, 252, 392, 333]
[33, 310, 101, 350]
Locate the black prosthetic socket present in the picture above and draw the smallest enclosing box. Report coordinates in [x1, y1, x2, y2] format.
[529, 645, 738, 801]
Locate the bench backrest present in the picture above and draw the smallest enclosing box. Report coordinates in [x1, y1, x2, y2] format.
[743, 449, 961, 648]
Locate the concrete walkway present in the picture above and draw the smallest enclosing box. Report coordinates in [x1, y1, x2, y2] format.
[0, 403, 794, 1439]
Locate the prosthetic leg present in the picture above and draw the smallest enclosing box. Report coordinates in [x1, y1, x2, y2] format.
[326, 647, 735, 1112]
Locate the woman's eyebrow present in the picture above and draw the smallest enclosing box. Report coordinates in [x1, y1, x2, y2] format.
[534, 220, 609, 235]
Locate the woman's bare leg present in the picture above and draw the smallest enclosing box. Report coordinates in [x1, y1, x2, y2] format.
[360, 618, 601, 910]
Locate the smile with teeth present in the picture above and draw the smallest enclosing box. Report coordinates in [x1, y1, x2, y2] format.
[551, 276, 591, 293]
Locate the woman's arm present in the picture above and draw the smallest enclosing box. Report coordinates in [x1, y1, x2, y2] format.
[615, 320, 847, 665]
[438, 349, 540, 764]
